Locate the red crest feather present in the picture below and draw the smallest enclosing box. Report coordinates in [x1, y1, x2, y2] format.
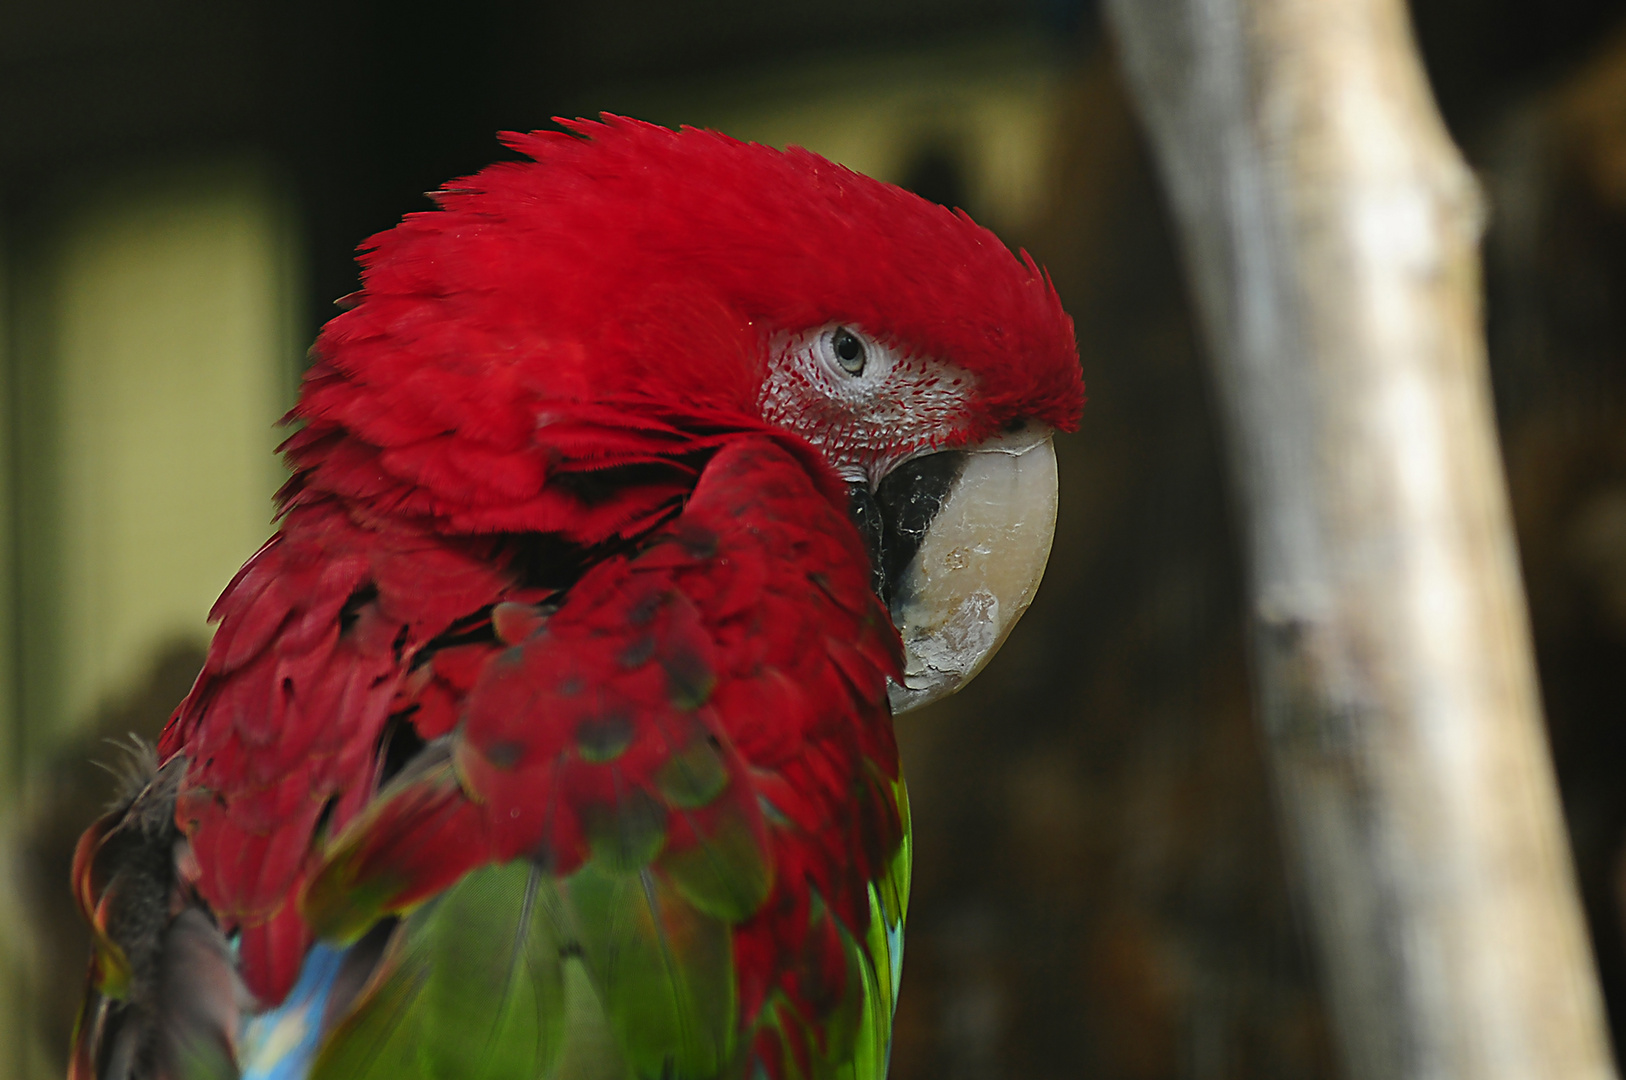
[288, 115, 1081, 545]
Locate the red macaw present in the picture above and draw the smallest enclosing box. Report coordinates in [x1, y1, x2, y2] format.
[68, 116, 1082, 1080]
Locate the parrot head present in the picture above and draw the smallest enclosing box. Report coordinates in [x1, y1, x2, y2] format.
[308, 116, 1083, 712]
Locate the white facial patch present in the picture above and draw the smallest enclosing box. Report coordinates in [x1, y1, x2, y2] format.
[757, 326, 977, 485]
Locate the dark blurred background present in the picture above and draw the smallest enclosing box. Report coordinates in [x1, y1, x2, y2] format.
[5, 1, 1626, 1077]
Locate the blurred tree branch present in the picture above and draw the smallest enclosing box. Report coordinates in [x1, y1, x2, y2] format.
[1103, 2, 1619, 1077]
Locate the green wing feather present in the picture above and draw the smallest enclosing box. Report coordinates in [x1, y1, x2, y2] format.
[746, 777, 911, 1080]
[308, 838, 742, 1080]
[310, 862, 570, 1080]
[304, 779, 910, 1080]
[853, 778, 912, 1080]
[560, 861, 736, 1078]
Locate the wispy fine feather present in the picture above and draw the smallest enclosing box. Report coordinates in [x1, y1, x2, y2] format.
[92, 734, 160, 810]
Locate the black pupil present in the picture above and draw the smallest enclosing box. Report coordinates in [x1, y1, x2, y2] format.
[835, 330, 862, 364]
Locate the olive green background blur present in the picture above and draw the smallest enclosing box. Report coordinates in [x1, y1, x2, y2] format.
[5, 2, 1626, 1077]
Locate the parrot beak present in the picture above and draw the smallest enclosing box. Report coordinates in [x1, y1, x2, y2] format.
[865, 424, 1059, 714]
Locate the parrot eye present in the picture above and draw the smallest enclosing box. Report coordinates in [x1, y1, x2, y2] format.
[829, 327, 868, 376]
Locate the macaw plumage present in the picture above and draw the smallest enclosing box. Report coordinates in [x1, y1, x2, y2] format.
[68, 116, 1083, 1080]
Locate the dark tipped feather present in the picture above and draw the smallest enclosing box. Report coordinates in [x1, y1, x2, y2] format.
[70, 757, 246, 1080]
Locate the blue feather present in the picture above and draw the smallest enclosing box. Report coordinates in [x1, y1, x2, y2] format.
[239, 944, 346, 1080]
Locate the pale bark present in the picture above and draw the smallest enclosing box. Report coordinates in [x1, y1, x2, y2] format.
[1101, 2, 1618, 1078]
